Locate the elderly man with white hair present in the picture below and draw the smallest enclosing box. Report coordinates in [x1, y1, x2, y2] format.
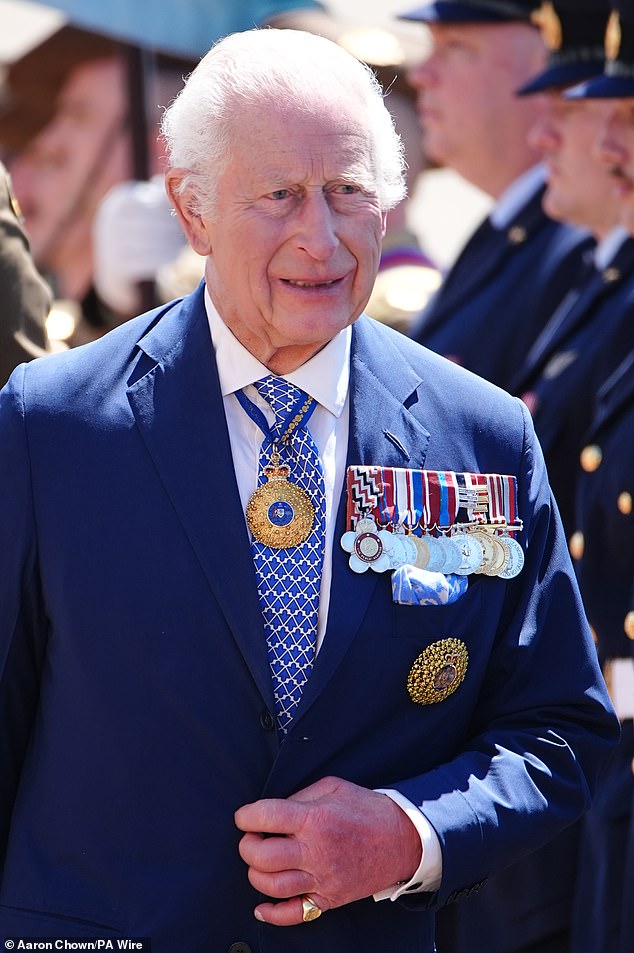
[0, 27, 617, 953]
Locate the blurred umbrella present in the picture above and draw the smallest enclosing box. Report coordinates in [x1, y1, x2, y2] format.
[26, 0, 325, 59]
[20, 0, 326, 180]
[1, 0, 324, 175]
[4, 0, 326, 311]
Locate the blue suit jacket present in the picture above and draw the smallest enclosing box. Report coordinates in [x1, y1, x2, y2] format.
[411, 185, 593, 391]
[0, 284, 617, 952]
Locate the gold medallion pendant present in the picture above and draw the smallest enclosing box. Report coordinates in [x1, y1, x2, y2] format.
[247, 463, 315, 548]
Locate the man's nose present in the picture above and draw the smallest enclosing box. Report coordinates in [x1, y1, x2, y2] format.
[295, 192, 339, 260]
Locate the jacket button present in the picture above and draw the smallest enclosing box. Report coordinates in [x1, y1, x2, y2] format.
[580, 444, 602, 472]
[228, 943, 252, 953]
[260, 709, 276, 731]
[569, 531, 584, 560]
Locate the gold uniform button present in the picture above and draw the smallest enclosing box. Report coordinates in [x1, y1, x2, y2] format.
[507, 225, 527, 244]
[569, 531, 584, 560]
[580, 444, 603, 472]
[624, 611, 634, 641]
[617, 492, 633, 515]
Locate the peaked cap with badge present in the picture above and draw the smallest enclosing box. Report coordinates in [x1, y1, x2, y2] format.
[517, 0, 613, 94]
[399, 0, 539, 25]
[565, 0, 634, 97]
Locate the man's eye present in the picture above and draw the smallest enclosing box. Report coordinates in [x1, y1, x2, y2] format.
[270, 189, 291, 200]
[334, 184, 358, 194]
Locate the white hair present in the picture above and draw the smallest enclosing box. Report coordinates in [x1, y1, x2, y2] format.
[161, 28, 406, 216]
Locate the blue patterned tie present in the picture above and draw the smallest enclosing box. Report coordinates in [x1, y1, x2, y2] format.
[251, 376, 326, 734]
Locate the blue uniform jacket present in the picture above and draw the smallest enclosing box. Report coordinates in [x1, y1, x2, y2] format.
[570, 347, 634, 953]
[511, 237, 634, 534]
[411, 185, 593, 390]
[0, 284, 617, 952]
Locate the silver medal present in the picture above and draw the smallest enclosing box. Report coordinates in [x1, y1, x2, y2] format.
[437, 536, 462, 574]
[388, 533, 418, 569]
[497, 534, 525, 579]
[453, 532, 485, 575]
[424, 535, 447, 572]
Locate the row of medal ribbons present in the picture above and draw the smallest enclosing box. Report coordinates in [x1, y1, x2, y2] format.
[341, 466, 525, 580]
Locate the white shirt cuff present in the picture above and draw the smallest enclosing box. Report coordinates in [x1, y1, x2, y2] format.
[372, 788, 443, 901]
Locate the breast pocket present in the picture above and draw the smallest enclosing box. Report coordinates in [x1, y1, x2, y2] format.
[392, 575, 486, 642]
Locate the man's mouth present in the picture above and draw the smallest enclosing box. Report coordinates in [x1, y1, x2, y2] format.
[283, 278, 340, 288]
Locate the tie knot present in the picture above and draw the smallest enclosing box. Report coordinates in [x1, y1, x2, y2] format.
[254, 376, 307, 424]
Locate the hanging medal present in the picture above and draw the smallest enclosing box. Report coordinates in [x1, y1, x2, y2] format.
[390, 469, 423, 569]
[483, 474, 525, 578]
[237, 388, 317, 549]
[497, 533, 525, 579]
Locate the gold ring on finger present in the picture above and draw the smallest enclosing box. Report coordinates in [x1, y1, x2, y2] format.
[301, 895, 322, 922]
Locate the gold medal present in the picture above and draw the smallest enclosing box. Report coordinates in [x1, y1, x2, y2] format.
[476, 532, 508, 576]
[411, 535, 431, 570]
[246, 463, 315, 549]
[469, 529, 503, 575]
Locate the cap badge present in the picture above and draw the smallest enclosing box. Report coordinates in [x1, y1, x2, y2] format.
[531, 2, 562, 51]
[606, 11, 621, 62]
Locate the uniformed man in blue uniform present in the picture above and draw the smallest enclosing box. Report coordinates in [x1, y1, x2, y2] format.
[561, 4, 634, 948]
[399, 0, 593, 392]
[510, 0, 634, 536]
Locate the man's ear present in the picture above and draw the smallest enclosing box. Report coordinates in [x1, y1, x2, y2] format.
[165, 170, 212, 256]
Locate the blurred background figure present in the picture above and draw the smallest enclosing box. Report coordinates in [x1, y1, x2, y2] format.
[0, 24, 189, 345]
[402, 0, 593, 391]
[363, 86, 441, 331]
[0, 159, 52, 387]
[509, 0, 634, 536]
[559, 3, 634, 949]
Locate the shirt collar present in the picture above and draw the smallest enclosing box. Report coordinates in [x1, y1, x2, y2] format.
[205, 285, 350, 419]
[489, 164, 546, 230]
[594, 225, 629, 271]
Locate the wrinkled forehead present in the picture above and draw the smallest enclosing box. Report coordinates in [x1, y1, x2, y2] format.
[230, 90, 375, 153]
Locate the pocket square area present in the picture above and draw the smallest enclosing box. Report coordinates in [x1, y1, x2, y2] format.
[392, 565, 469, 606]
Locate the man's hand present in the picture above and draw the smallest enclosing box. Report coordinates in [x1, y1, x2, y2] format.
[234, 775, 422, 926]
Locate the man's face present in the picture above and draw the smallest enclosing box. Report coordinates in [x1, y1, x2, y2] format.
[176, 96, 385, 371]
[597, 98, 634, 233]
[528, 94, 618, 233]
[406, 22, 546, 191]
[9, 57, 131, 269]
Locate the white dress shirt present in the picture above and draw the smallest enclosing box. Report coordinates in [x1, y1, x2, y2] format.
[205, 288, 442, 896]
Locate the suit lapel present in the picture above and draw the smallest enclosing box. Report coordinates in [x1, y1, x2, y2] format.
[298, 317, 431, 715]
[126, 285, 274, 708]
